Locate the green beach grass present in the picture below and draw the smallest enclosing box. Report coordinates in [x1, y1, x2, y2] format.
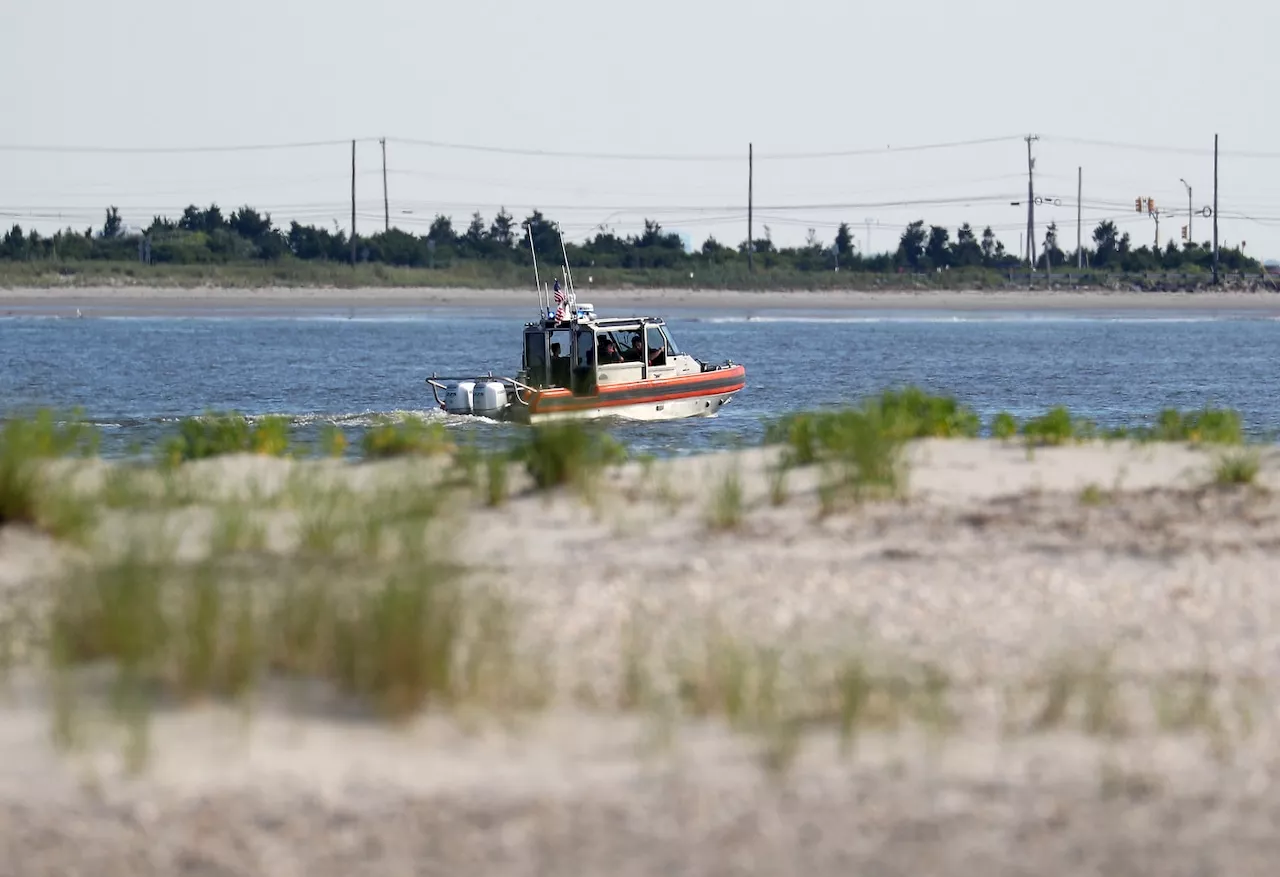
[0, 395, 1270, 772]
[0, 258, 1264, 292]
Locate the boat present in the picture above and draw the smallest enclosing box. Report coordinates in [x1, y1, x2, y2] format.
[425, 230, 746, 424]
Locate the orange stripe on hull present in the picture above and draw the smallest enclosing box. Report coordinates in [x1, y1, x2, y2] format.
[528, 366, 745, 415]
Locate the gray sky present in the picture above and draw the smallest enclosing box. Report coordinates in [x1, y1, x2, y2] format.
[3, 0, 1279, 259]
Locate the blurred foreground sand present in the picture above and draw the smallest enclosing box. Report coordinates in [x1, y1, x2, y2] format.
[3, 438, 1280, 875]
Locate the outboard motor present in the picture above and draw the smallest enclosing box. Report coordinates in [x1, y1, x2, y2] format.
[471, 380, 510, 419]
[442, 380, 476, 415]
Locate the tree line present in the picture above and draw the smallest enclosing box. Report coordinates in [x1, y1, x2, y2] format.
[0, 203, 1260, 275]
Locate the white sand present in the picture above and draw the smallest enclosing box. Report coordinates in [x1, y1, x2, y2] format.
[4, 439, 1280, 874]
[2, 284, 1280, 315]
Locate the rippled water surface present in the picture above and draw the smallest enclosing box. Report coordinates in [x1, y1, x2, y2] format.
[3, 305, 1279, 457]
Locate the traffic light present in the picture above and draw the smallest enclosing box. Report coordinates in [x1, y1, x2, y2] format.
[1135, 197, 1143, 212]
[1149, 199, 1156, 214]
[1181, 226, 1188, 241]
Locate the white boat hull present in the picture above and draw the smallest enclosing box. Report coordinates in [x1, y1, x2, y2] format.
[520, 392, 735, 424]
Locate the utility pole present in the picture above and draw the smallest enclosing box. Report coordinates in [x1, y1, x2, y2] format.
[1025, 134, 1039, 285]
[1180, 178, 1192, 245]
[350, 139, 357, 266]
[747, 142, 754, 274]
[1076, 166, 1083, 269]
[1213, 133, 1220, 284]
[381, 137, 389, 233]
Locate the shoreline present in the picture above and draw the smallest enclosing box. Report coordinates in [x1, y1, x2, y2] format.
[3, 284, 1280, 316]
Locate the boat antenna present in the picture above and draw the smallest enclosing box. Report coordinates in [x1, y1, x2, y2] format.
[558, 230, 576, 297]
[526, 224, 544, 318]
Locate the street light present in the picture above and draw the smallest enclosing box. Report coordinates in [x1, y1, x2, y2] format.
[1180, 178, 1192, 244]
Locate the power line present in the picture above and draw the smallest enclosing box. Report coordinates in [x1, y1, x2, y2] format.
[0, 138, 379, 155]
[385, 134, 1023, 162]
[0, 193, 1022, 215]
[0, 134, 1024, 161]
[1042, 135, 1280, 159]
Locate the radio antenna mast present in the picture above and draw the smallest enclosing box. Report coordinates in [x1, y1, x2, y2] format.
[527, 225, 544, 318]
[558, 230, 576, 296]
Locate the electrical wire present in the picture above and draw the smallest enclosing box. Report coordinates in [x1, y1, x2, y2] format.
[1041, 135, 1280, 160]
[0, 138, 379, 155]
[0, 134, 1022, 161]
[384, 134, 1024, 162]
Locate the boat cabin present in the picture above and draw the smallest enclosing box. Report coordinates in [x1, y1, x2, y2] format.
[519, 310, 689, 395]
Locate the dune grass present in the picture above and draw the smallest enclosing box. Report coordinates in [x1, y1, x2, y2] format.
[762, 387, 980, 508]
[994, 404, 1245, 448]
[360, 415, 456, 459]
[1019, 406, 1090, 446]
[0, 398, 1273, 774]
[160, 412, 293, 465]
[1212, 448, 1261, 486]
[0, 409, 100, 538]
[705, 466, 745, 530]
[508, 420, 627, 492]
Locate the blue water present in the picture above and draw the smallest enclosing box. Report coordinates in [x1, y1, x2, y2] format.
[2, 306, 1279, 457]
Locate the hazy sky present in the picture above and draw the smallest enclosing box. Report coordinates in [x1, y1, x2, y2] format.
[4, 0, 1280, 259]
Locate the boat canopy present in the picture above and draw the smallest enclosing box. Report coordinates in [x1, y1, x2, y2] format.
[520, 315, 682, 393]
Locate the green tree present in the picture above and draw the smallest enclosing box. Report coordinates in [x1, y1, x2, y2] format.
[464, 212, 486, 244]
[427, 215, 456, 246]
[1091, 220, 1120, 267]
[980, 226, 997, 265]
[835, 222, 854, 258]
[953, 223, 982, 267]
[1, 224, 25, 258]
[489, 207, 516, 248]
[925, 225, 950, 268]
[370, 228, 425, 266]
[102, 206, 123, 239]
[228, 206, 272, 242]
[1041, 222, 1064, 268]
[897, 220, 926, 269]
[523, 210, 560, 259]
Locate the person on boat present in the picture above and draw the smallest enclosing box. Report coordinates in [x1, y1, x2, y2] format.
[624, 335, 645, 363]
[598, 336, 623, 364]
[619, 335, 640, 363]
[627, 334, 665, 366]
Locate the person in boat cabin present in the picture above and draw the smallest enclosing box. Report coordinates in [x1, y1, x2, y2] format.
[623, 335, 644, 363]
[626, 333, 665, 366]
[597, 336, 624, 364]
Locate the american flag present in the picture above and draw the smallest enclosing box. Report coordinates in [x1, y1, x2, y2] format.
[553, 279, 565, 303]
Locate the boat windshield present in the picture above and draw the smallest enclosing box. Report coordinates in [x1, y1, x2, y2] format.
[654, 323, 680, 355]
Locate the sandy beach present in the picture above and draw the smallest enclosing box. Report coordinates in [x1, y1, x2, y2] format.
[2, 284, 1280, 316]
[4, 436, 1280, 874]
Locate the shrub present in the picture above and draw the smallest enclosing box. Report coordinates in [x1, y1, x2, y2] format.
[0, 410, 99, 535]
[706, 467, 745, 530]
[1212, 449, 1260, 486]
[510, 421, 626, 490]
[360, 415, 454, 459]
[873, 386, 981, 439]
[161, 412, 293, 464]
[990, 411, 1018, 440]
[1146, 407, 1243, 445]
[1020, 406, 1088, 446]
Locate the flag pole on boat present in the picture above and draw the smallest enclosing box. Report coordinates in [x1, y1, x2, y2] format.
[526, 224, 544, 318]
